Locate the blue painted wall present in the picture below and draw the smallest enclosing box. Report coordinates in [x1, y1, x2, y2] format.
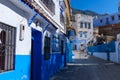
[0, 31, 66, 80]
[88, 41, 115, 52]
[0, 41, 66, 80]
[0, 55, 31, 80]
[41, 53, 65, 80]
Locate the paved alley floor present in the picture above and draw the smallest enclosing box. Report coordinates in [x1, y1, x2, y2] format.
[50, 51, 120, 80]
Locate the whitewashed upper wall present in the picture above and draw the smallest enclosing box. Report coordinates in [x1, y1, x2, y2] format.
[0, 0, 31, 55]
[74, 13, 94, 43]
[94, 12, 120, 27]
[35, 0, 65, 32]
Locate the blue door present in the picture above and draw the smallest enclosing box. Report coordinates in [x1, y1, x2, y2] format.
[31, 29, 42, 80]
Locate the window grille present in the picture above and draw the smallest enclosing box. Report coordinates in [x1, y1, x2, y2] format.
[0, 22, 16, 73]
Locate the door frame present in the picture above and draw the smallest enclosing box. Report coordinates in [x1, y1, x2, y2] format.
[31, 28, 42, 80]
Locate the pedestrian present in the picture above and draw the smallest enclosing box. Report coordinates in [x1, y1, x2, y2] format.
[79, 44, 84, 57]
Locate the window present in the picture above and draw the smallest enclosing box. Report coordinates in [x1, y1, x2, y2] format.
[106, 18, 109, 24]
[44, 36, 50, 60]
[80, 22, 83, 28]
[85, 22, 87, 28]
[88, 23, 90, 29]
[52, 34, 60, 52]
[0, 22, 16, 73]
[41, 0, 55, 15]
[84, 32, 87, 38]
[79, 31, 82, 37]
[100, 19, 103, 23]
[111, 16, 114, 21]
[118, 14, 120, 20]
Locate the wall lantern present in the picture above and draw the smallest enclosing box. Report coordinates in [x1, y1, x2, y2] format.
[19, 24, 25, 41]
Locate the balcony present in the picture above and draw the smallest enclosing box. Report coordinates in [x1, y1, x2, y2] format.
[40, 0, 55, 15]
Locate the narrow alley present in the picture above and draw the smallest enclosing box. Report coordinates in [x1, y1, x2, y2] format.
[50, 51, 120, 80]
[1, 0, 120, 80]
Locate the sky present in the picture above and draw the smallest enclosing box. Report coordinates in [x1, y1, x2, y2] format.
[70, 0, 120, 14]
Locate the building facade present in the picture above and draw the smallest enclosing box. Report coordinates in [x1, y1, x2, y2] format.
[0, 0, 70, 80]
[71, 13, 93, 50]
[94, 13, 120, 42]
[88, 4, 120, 63]
[88, 12, 120, 63]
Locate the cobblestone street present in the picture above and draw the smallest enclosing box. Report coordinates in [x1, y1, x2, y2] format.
[50, 51, 120, 80]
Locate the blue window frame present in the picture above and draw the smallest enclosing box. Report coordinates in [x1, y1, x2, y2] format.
[52, 34, 60, 52]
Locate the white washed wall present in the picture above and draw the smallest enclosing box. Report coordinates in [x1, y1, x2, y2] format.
[34, 0, 65, 32]
[0, 1, 31, 55]
[75, 13, 93, 44]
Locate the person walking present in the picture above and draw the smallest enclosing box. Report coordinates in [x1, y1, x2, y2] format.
[79, 44, 84, 58]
